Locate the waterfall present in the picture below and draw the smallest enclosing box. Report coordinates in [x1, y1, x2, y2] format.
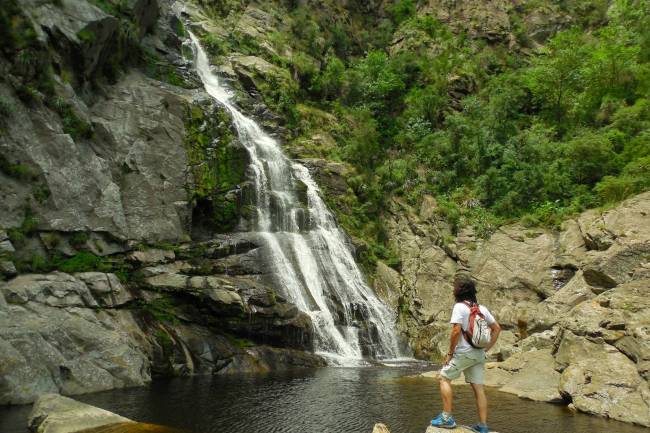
[188, 32, 405, 364]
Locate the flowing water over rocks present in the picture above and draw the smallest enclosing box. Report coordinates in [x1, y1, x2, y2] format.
[188, 32, 405, 364]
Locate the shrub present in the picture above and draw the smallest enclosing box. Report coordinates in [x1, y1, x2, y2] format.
[388, 0, 416, 25]
[69, 232, 90, 248]
[58, 252, 110, 273]
[0, 155, 33, 180]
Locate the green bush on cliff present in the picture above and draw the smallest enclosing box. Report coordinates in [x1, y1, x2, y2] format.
[50, 97, 94, 140]
[138, 296, 178, 324]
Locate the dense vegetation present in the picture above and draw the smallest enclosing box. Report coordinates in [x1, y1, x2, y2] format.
[206, 0, 649, 252]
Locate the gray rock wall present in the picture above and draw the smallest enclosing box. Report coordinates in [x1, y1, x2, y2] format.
[0, 236, 323, 405]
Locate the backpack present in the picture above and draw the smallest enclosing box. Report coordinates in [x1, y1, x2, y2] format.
[462, 301, 492, 349]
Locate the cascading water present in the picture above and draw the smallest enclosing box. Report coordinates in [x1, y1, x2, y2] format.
[188, 32, 405, 364]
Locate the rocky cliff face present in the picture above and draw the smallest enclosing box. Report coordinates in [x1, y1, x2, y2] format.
[375, 191, 650, 426]
[0, 0, 323, 405]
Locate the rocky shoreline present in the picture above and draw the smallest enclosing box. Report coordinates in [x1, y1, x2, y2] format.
[375, 191, 650, 427]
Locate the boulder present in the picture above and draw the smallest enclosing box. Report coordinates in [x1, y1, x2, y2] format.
[23, 0, 120, 78]
[0, 260, 17, 279]
[0, 273, 151, 404]
[298, 158, 354, 198]
[28, 393, 133, 433]
[1, 272, 99, 308]
[372, 424, 391, 433]
[0, 239, 15, 254]
[468, 225, 557, 325]
[373, 260, 402, 311]
[229, 54, 289, 93]
[128, 249, 176, 265]
[556, 331, 650, 427]
[27, 393, 184, 433]
[419, 349, 562, 404]
[123, 0, 159, 37]
[74, 272, 133, 307]
[489, 349, 563, 403]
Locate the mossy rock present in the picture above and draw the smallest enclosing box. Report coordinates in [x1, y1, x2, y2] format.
[184, 101, 249, 234]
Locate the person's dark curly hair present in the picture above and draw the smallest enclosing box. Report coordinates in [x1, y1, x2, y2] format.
[454, 277, 478, 304]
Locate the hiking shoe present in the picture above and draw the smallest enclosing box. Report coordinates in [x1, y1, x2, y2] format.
[470, 424, 489, 433]
[430, 413, 457, 429]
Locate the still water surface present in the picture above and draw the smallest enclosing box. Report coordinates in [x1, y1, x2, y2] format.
[2, 366, 647, 433]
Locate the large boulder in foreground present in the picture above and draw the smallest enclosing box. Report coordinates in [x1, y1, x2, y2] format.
[28, 393, 132, 433]
[28, 393, 182, 433]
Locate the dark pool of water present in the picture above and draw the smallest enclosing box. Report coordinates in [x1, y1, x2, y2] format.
[2, 366, 647, 433]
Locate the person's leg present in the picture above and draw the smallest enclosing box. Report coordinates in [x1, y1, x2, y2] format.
[432, 356, 464, 427]
[470, 383, 488, 425]
[464, 358, 488, 431]
[440, 377, 454, 414]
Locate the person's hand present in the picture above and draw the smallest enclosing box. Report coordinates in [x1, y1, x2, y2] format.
[444, 353, 453, 366]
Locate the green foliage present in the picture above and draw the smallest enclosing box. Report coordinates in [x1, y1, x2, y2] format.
[58, 252, 111, 273]
[88, 0, 128, 16]
[184, 103, 247, 231]
[77, 29, 96, 44]
[143, 50, 194, 89]
[14, 249, 129, 275]
[174, 19, 186, 37]
[69, 232, 90, 248]
[595, 156, 650, 203]
[202, 33, 229, 57]
[49, 97, 94, 140]
[138, 296, 178, 324]
[8, 208, 38, 245]
[0, 0, 38, 53]
[0, 155, 34, 180]
[388, 0, 416, 25]
[225, 333, 255, 348]
[317, 4, 650, 231]
[193, 0, 650, 263]
[32, 185, 50, 203]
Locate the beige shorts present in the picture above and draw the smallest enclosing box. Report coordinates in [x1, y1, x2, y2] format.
[439, 352, 486, 384]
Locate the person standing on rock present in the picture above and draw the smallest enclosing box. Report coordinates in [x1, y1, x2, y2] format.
[430, 277, 501, 433]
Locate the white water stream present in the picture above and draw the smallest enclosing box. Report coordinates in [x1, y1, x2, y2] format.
[189, 33, 405, 364]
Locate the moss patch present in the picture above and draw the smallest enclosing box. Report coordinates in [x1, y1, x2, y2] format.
[184, 102, 248, 232]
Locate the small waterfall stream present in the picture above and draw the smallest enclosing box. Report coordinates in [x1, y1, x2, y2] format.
[189, 32, 404, 364]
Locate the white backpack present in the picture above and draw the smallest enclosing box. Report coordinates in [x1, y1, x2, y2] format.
[462, 301, 492, 349]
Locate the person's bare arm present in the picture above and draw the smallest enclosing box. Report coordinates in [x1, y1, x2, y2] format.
[445, 324, 462, 365]
[485, 321, 501, 352]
